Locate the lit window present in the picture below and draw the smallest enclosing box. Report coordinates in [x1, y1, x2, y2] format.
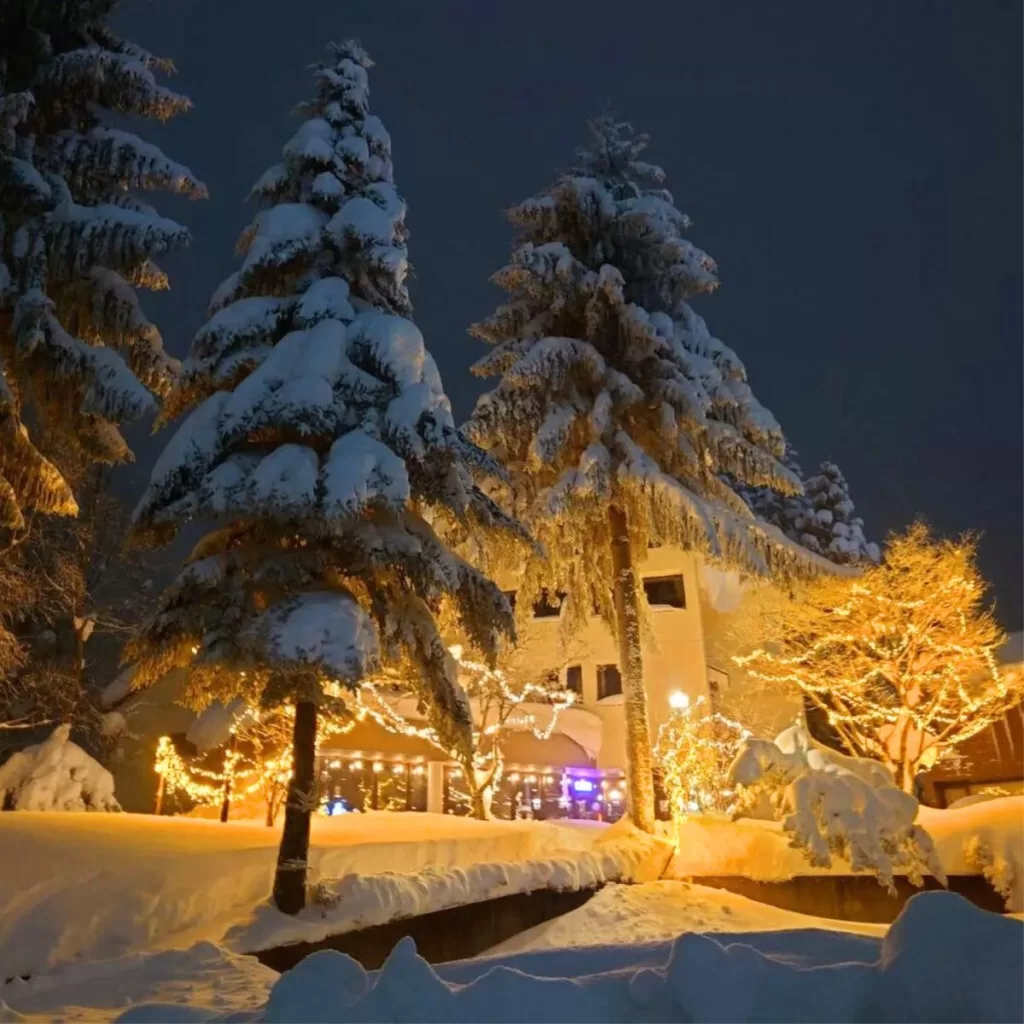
[565, 665, 583, 700]
[597, 664, 622, 700]
[643, 575, 686, 609]
[532, 588, 565, 618]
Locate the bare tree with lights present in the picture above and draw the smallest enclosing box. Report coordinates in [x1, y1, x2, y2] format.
[467, 117, 830, 831]
[653, 692, 750, 829]
[359, 642, 579, 819]
[128, 42, 523, 914]
[734, 522, 1019, 792]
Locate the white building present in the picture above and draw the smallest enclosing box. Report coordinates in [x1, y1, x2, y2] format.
[105, 546, 798, 821]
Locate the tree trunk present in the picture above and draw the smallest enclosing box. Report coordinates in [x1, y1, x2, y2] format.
[272, 700, 317, 915]
[608, 504, 656, 833]
[219, 735, 237, 823]
[899, 759, 917, 794]
[470, 786, 488, 821]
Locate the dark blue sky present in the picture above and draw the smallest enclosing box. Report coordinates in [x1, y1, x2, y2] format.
[113, 0, 1022, 628]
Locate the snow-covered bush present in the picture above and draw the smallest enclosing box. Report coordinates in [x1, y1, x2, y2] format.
[728, 723, 944, 889]
[0, 724, 119, 811]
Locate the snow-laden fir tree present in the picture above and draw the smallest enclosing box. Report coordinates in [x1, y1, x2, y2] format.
[797, 461, 879, 564]
[128, 42, 521, 914]
[741, 452, 879, 566]
[0, 0, 205, 550]
[467, 117, 830, 831]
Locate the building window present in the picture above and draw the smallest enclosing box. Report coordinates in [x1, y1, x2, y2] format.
[597, 664, 622, 700]
[643, 574, 686, 609]
[707, 666, 729, 700]
[565, 665, 583, 700]
[532, 588, 565, 619]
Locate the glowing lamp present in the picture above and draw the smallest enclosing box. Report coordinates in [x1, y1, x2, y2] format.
[669, 690, 690, 710]
[372, 762, 383, 773]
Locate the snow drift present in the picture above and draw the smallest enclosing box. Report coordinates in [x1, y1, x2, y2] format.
[243, 891, 1021, 1024]
[0, 725, 119, 813]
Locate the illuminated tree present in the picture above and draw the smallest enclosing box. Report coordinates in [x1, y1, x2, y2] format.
[734, 523, 1018, 792]
[128, 43, 520, 914]
[467, 117, 827, 830]
[0, 1, 204, 550]
[653, 693, 749, 830]
[154, 707, 350, 825]
[359, 643, 577, 820]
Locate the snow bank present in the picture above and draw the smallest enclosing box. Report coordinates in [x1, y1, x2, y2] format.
[665, 796, 1024, 910]
[244, 891, 1021, 1024]
[224, 819, 671, 954]
[0, 942, 275, 1021]
[0, 726, 119, 812]
[0, 811, 605, 980]
[920, 796, 1024, 911]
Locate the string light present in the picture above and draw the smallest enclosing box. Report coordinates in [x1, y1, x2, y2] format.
[354, 644, 579, 817]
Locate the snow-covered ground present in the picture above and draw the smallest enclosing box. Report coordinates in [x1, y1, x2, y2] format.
[487, 880, 886, 954]
[0, 811, 606, 980]
[3, 890, 1018, 1022]
[666, 796, 1024, 910]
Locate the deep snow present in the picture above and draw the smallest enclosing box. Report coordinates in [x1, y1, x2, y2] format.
[0, 811, 599, 980]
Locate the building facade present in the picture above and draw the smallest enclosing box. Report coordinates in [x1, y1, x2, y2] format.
[108, 545, 790, 822]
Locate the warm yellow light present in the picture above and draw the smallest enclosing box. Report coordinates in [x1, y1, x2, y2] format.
[609, 789, 623, 802]
[392, 764, 404, 775]
[329, 759, 341, 769]
[508, 772, 520, 782]
[525, 774, 536, 783]
[351, 760, 363, 770]
[412, 765, 425, 776]
[669, 690, 689, 710]
[372, 761, 383, 773]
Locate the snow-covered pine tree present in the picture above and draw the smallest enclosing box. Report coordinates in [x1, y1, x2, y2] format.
[467, 117, 829, 831]
[128, 42, 520, 914]
[736, 446, 808, 537]
[0, 0, 204, 550]
[740, 452, 878, 566]
[795, 460, 880, 564]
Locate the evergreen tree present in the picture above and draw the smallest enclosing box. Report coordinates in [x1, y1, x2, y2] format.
[128, 42, 520, 913]
[741, 451, 879, 566]
[795, 461, 880, 565]
[467, 117, 826, 831]
[0, 0, 205, 549]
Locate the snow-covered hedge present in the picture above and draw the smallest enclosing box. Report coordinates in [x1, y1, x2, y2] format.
[0, 725, 119, 812]
[728, 724, 943, 889]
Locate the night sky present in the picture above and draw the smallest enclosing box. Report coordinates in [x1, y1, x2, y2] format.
[112, 0, 1022, 629]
